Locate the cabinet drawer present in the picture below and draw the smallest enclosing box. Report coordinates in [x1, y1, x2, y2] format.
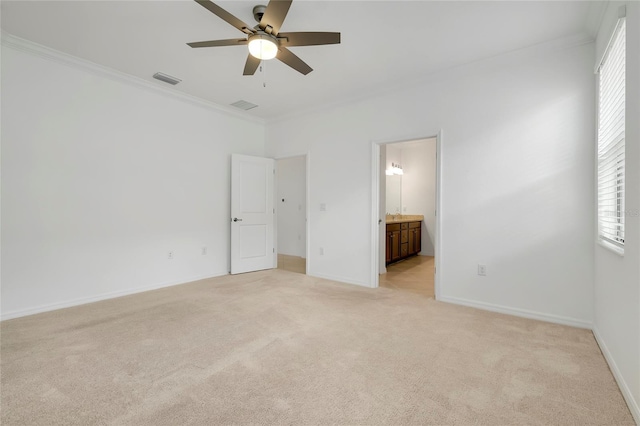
[409, 221, 421, 229]
[401, 230, 409, 243]
[400, 223, 409, 230]
[387, 223, 401, 232]
[401, 243, 408, 256]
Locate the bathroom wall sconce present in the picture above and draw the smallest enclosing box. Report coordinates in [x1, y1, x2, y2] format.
[385, 163, 404, 176]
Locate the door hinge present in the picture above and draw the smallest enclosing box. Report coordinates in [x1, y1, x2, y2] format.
[273, 248, 275, 253]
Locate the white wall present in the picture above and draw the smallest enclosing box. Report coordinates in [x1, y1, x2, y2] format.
[266, 37, 596, 327]
[385, 144, 402, 175]
[400, 139, 437, 256]
[1, 42, 265, 319]
[276, 156, 306, 258]
[593, 2, 640, 422]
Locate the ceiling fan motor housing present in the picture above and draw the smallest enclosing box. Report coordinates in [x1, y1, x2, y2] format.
[253, 5, 267, 23]
[249, 31, 278, 45]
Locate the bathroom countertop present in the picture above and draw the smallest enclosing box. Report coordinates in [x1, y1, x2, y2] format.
[385, 215, 424, 224]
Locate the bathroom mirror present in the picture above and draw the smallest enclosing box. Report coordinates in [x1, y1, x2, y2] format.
[386, 175, 402, 214]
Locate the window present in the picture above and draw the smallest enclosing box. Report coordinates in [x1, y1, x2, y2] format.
[597, 17, 626, 252]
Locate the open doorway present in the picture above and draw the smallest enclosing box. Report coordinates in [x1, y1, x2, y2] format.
[275, 155, 307, 274]
[371, 135, 441, 298]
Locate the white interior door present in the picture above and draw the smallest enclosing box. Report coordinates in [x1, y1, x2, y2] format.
[231, 154, 275, 274]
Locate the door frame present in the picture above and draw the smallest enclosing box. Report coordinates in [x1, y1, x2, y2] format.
[274, 152, 310, 274]
[370, 131, 443, 300]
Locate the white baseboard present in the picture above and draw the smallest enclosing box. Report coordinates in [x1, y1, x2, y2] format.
[439, 295, 593, 329]
[593, 327, 640, 425]
[307, 272, 371, 289]
[0, 271, 228, 321]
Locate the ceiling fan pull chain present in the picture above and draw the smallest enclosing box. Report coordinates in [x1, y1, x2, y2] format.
[262, 61, 267, 88]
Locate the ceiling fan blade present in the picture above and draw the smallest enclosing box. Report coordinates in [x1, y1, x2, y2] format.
[259, 0, 292, 36]
[243, 54, 261, 76]
[276, 47, 313, 75]
[277, 32, 341, 47]
[187, 39, 248, 48]
[194, 0, 254, 34]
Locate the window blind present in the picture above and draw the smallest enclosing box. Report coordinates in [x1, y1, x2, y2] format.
[597, 18, 626, 249]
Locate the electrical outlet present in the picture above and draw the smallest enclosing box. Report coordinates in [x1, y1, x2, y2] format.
[168, 251, 174, 260]
[202, 247, 207, 255]
[477, 264, 486, 276]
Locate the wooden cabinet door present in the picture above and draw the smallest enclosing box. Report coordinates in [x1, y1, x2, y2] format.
[408, 228, 416, 255]
[391, 230, 401, 260]
[386, 223, 402, 263]
[407, 222, 422, 255]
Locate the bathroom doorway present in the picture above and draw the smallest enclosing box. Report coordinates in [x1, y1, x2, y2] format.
[371, 135, 440, 298]
[276, 155, 307, 274]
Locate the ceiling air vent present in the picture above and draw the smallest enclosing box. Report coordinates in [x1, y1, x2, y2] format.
[230, 100, 258, 111]
[153, 72, 181, 85]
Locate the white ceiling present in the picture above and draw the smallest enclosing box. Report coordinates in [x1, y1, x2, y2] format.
[1, 1, 603, 120]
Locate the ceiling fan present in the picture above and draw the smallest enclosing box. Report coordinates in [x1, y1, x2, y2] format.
[187, 0, 340, 76]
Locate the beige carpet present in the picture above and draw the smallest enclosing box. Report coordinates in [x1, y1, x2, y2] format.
[1, 269, 634, 425]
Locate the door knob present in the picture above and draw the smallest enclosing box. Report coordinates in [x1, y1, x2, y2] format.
[233, 218, 242, 222]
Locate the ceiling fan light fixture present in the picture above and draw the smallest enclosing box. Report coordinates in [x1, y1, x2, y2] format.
[188, 0, 340, 75]
[248, 33, 278, 60]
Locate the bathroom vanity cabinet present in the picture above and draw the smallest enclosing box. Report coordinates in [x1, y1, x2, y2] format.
[386, 220, 421, 265]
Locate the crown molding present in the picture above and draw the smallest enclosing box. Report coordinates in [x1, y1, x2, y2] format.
[1, 29, 594, 127]
[268, 32, 595, 125]
[0, 31, 267, 126]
